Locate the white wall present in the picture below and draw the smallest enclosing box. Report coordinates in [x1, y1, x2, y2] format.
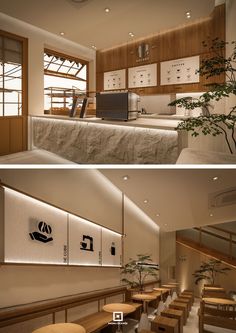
[159, 231, 176, 284]
[176, 242, 236, 297]
[0, 169, 159, 308]
[0, 13, 96, 116]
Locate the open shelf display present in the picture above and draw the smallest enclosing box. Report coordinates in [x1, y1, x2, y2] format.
[44, 87, 96, 116]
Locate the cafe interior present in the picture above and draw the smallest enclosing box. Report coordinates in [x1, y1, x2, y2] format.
[0, 0, 236, 332]
[0, 168, 235, 333]
[0, 0, 235, 164]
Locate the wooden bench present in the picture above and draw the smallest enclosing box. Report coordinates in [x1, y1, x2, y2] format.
[74, 302, 142, 333]
[198, 300, 236, 333]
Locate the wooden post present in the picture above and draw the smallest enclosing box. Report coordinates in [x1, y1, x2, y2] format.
[229, 233, 232, 259]
[199, 227, 202, 247]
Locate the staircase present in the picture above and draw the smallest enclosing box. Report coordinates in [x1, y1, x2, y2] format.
[176, 225, 236, 268]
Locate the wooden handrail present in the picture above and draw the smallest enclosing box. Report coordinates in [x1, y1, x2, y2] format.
[193, 228, 236, 245]
[208, 225, 236, 237]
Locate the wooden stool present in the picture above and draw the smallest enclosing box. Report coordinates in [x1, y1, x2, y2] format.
[32, 323, 86, 333]
[169, 302, 188, 324]
[175, 298, 191, 312]
[161, 309, 184, 333]
[179, 294, 193, 306]
[151, 316, 178, 333]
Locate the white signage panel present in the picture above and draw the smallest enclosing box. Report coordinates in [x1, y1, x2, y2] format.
[128, 63, 157, 88]
[4, 188, 68, 265]
[104, 69, 126, 90]
[69, 215, 102, 266]
[160, 56, 200, 85]
[102, 229, 122, 267]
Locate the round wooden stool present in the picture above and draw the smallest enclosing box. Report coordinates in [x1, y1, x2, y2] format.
[32, 323, 86, 333]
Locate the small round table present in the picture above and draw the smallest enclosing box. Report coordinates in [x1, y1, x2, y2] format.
[33, 323, 86, 333]
[153, 287, 171, 299]
[103, 303, 135, 332]
[132, 293, 156, 331]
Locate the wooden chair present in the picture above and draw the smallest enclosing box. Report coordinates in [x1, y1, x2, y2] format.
[198, 300, 236, 333]
[32, 323, 86, 333]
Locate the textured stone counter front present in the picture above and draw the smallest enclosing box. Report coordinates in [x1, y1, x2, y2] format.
[32, 117, 180, 164]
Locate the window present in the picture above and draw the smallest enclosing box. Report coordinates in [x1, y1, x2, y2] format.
[44, 49, 88, 112]
[0, 34, 23, 116]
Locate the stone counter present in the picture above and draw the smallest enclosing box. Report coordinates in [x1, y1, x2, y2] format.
[32, 116, 185, 164]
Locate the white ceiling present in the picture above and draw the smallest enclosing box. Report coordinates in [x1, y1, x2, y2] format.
[101, 169, 236, 232]
[0, 0, 215, 50]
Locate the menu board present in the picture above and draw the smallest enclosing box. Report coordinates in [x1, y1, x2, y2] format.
[102, 228, 122, 267]
[160, 56, 200, 85]
[69, 215, 102, 266]
[4, 187, 68, 265]
[128, 63, 157, 88]
[104, 69, 126, 90]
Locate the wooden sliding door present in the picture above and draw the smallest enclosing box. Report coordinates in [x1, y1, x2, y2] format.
[0, 30, 28, 156]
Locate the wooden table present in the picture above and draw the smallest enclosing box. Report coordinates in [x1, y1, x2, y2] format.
[103, 303, 135, 332]
[151, 316, 179, 333]
[33, 323, 86, 333]
[132, 294, 156, 331]
[203, 287, 225, 292]
[203, 297, 236, 310]
[153, 287, 171, 300]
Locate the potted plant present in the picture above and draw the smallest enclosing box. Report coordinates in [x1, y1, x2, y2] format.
[193, 259, 231, 285]
[169, 38, 236, 154]
[121, 254, 159, 291]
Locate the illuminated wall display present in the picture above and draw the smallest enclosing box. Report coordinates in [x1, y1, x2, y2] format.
[0, 186, 122, 267]
[160, 56, 200, 85]
[104, 69, 126, 90]
[128, 63, 157, 88]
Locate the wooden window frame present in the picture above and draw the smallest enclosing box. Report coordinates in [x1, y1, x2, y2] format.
[0, 29, 28, 119]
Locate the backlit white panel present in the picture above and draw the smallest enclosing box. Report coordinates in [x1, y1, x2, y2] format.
[104, 69, 126, 90]
[102, 228, 122, 267]
[128, 63, 157, 88]
[4, 188, 68, 264]
[160, 56, 199, 85]
[69, 215, 102, 266]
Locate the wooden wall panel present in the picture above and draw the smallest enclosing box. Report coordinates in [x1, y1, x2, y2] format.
[0, 119, 10, 155]
[10, 118, 23, 153]
[96, 4, 225, 95]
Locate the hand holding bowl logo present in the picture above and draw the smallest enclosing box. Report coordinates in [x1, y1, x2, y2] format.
[29, 221, 53, 243]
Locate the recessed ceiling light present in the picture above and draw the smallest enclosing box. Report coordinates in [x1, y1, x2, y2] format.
[212, 176, 218, 181]
[60, 32, 65, 36]
[164, 223, 168, 226]
[210, 213, 213, 217]
[156, 213, 160, 217]
[123, 175, 129, 181]
[144, 199, 148, 204]
[91, 45, 97, 49]
[104, 7, 110, 13]
[186, 11, 191, 19]
[129, 32, 134, 37]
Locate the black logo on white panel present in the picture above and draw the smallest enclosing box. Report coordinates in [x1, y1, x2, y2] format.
[110, 242, 116, 256]
[80, 235, 94, 252]
[29, 221, 53, 243]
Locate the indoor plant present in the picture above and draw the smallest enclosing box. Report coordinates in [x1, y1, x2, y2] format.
[121, 254, 159, 291]
[193, 259, 231, 285]
[169, 38, 236, 154]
